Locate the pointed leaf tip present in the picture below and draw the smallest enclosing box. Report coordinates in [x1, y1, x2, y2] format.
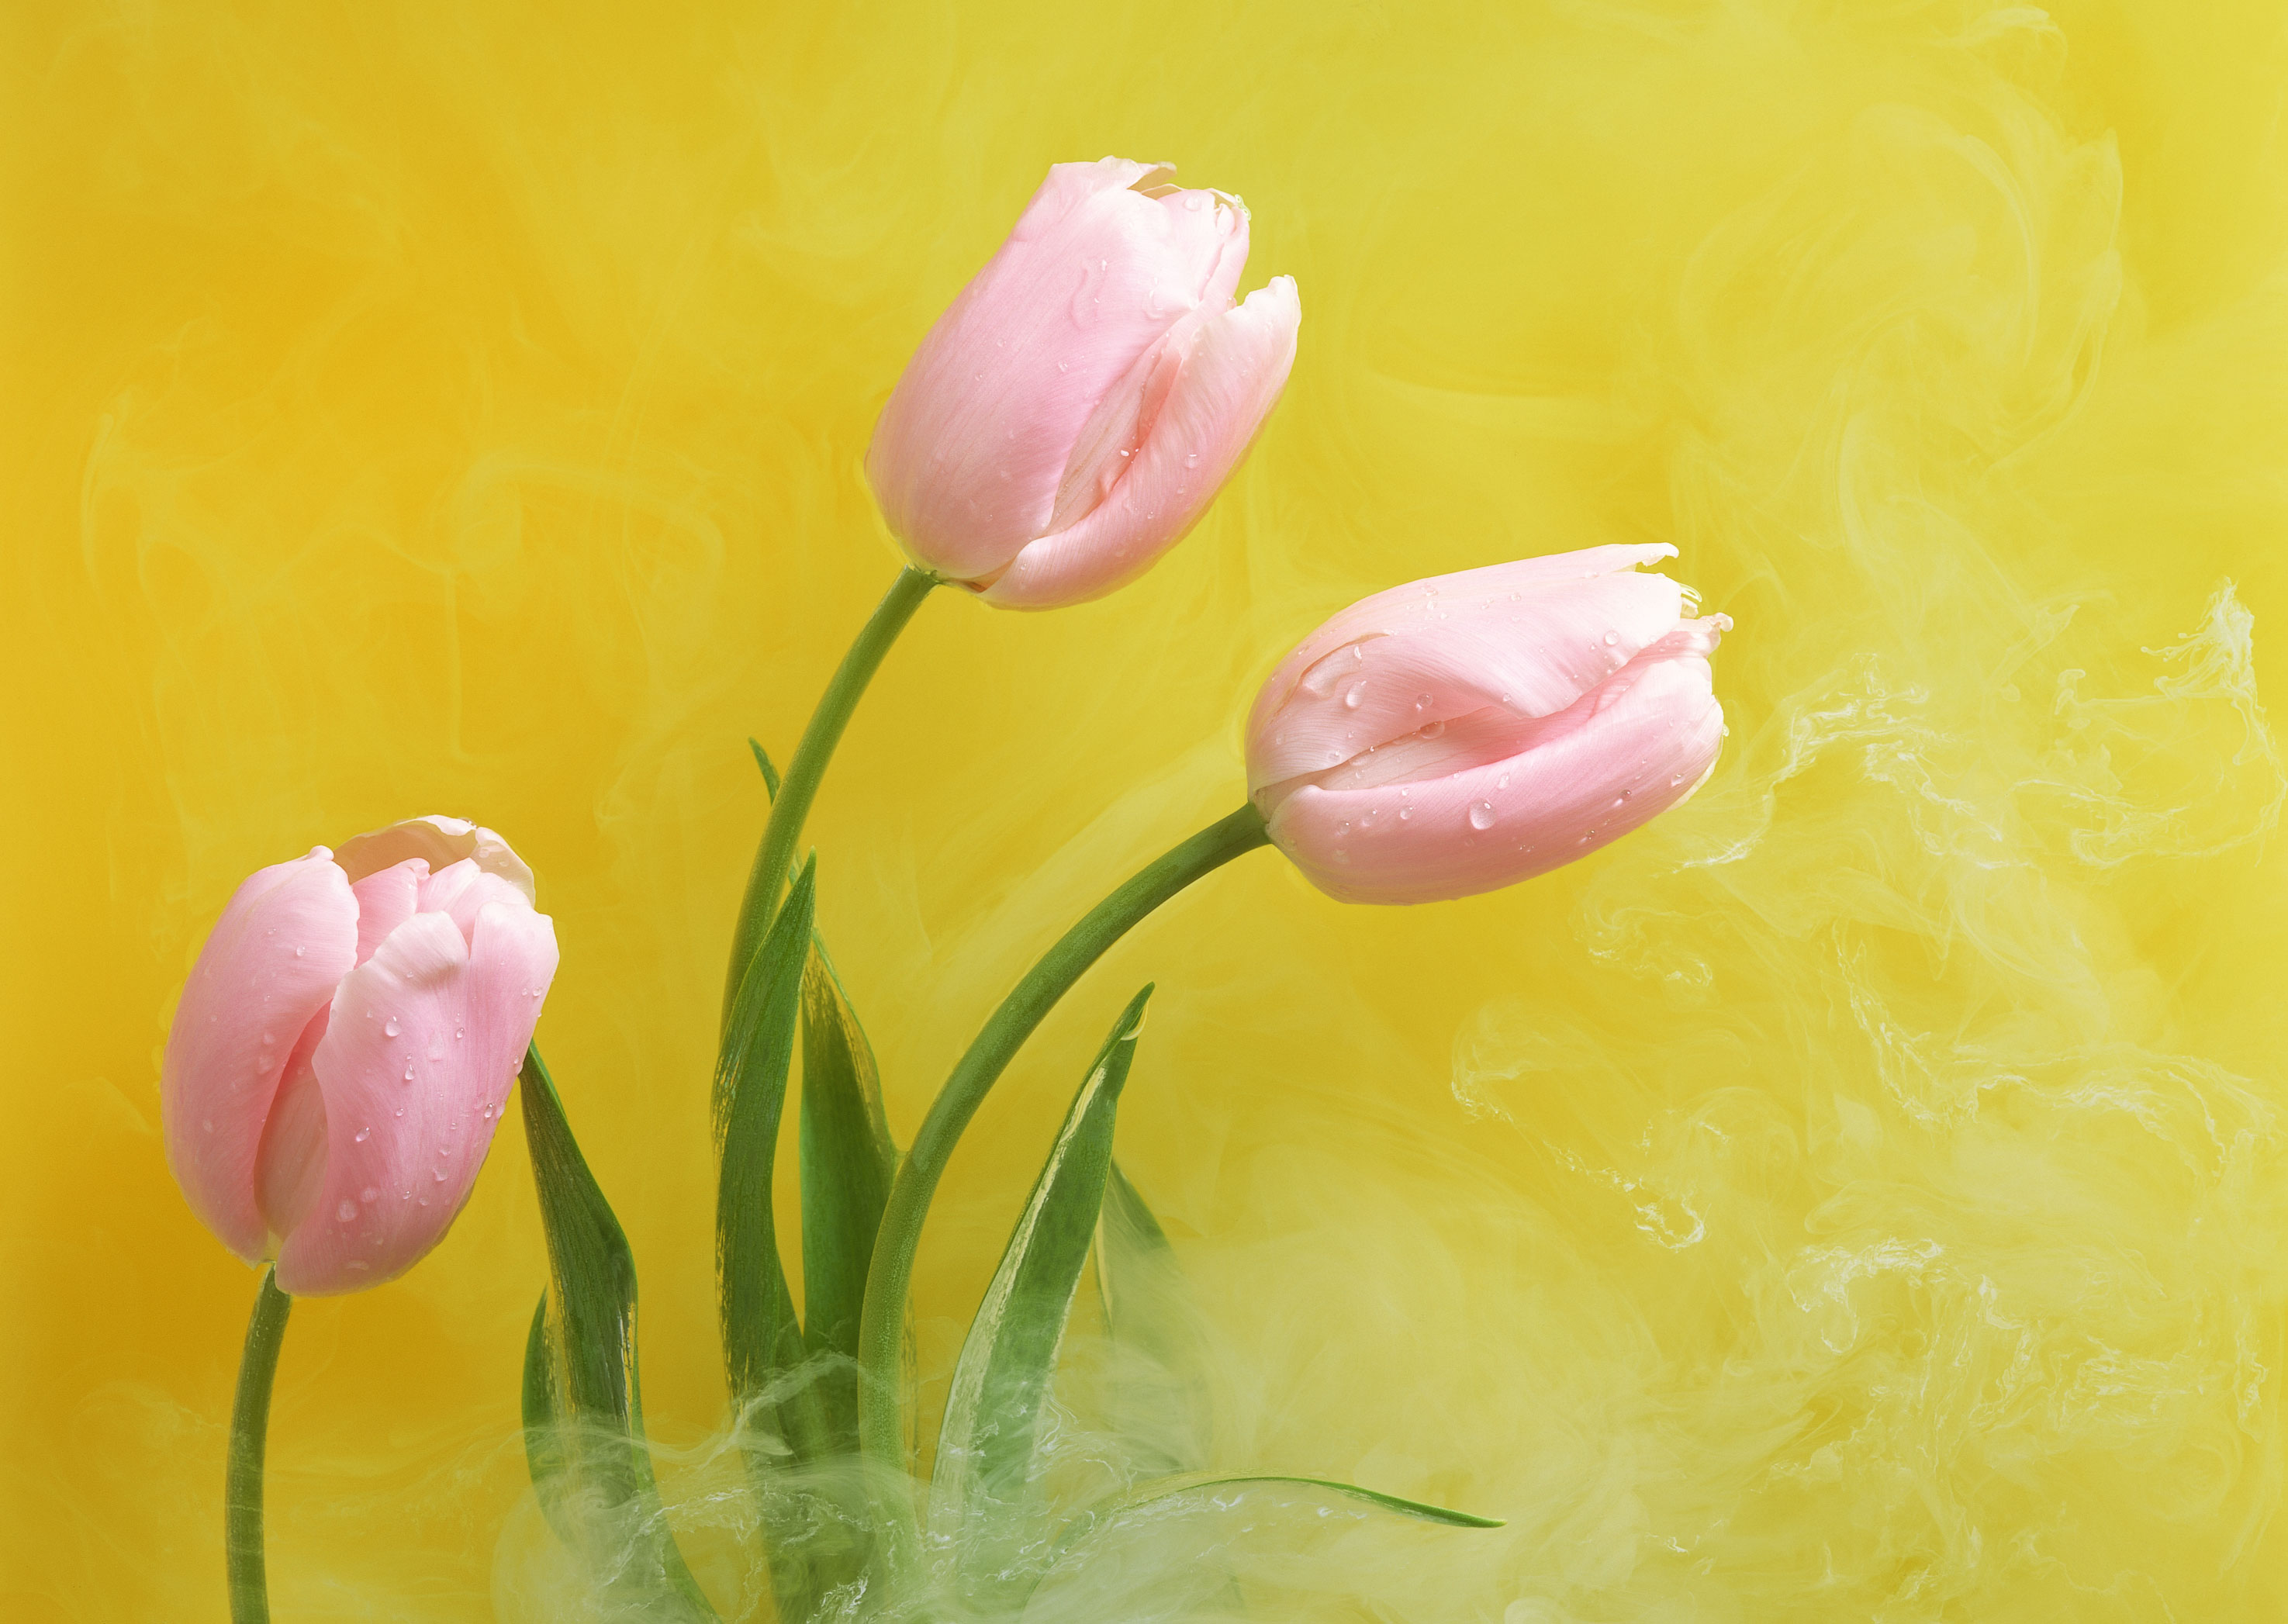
[748, 738, 781, 800]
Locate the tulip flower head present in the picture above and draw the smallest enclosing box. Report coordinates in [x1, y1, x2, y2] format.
[867, 156, 1301, 609]
[1246, 546, 1732, 904]
[161, 817, 559, 1294]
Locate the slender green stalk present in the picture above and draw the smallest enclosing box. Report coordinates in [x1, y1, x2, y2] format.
[226, 1267, 292, 1624]
[855, 802, 1273, 1472]
[722, 565, 938, 1031]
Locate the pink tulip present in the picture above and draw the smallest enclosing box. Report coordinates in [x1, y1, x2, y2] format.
[1246, 546, 1732, 904]
[162, 817, 559, 1294]
[866, 156, 1301, 610]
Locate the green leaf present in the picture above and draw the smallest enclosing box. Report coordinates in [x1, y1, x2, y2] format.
[1094, 1162, 1215, 1475]
[519, 1045, 716, 1618]
[715, 855, 824, 1463]
[748, 737, 782, 800]
[799, 949, 897, 1451]
[931, 986, 1154, 1593]
[520, 1291, 578, 1548]
[1080, 1473, 1505, 1531]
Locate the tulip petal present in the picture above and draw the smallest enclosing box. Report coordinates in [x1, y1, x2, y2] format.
[868, 160, 1252, 580]
[1267, 638, 1727, 904]
[351, 858, 427, 966]
[254, 1007, 332, 1242]
[1246, 568, 1688, 793]
[275, 898, 558, 1294]
[335, 814, 537, 904]
[417, 857, 534, 949]
[1247, 545, 1680, 750]
[983, 275, 1301, 609]
[162, 850, 360, 1263]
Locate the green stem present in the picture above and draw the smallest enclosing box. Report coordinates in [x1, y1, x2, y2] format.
[722, 565, 938, 1031]
[855, 802, 1272, 1472]
[226, 1267, 292, 1624]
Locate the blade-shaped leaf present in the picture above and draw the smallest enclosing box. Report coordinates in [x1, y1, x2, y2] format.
[748, 737, 783, 800]
[1077, 1473, 1505, 1531]
[520, 1291, 577, 1547]
[1094, 1162, 1216, 1476]
[1044, 1472, 1505, 1585]
[799, 949, 896, 1450]
[931, 985, 1155, 1592]
[519, 1045, 716, 1618]
[716, 855, 824, 1463]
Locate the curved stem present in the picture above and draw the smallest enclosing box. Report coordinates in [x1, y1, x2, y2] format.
[722, 564, 939, 1031]
[856, 802, 1272, 1472]
[226, 1267, 292, 1624]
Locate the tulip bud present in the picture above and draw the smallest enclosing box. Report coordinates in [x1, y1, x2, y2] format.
[161, 816, 559, 1294]
[866, 156, 1301, 610]
[1245, 546, 1733, 904]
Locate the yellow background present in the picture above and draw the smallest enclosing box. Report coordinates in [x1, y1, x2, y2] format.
[5, 1, 2286, 1618]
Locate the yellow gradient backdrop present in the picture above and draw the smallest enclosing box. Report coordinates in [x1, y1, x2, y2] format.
[5, 2, 2286, 1618]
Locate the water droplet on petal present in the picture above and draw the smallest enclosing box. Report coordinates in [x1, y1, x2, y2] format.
[383, 1018, 400, 1038]
[354, 1126, 372, 1143]
[403, 1066, 415, 1082]
[1468, 800, 1496, 831]
[1398, 805, 1414, 822]
[1497, 772, 1512, 790]
[1603, 631, 1619, 646]
[1419, 719, 1446, 740]
[336, 1201, 358, 1222]
[432, 1166, 448, 1183]
[1343, 681, 1367, 710]
[360, 1186, 379, 1203]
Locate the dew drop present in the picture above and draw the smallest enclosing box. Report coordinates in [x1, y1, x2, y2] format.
[354, 1126, 372, 1143]
[1414, 692, 1433, 711]
[1360, 808, 1378, 829]
[1671, 773, 1685, 786]
[1184, 451, 1200, 468]
[392, 1107, 404, 1118]
[1602, 631, 1619, 646]
[293, 945, 304, 958]
[360, 1186, 379, 1203]
[383, 1018, 400, 1038]
[1419, 718, 1446, 740]
[1336, 821, 1352, 838]
[432, 1166, 448, 1183]
[1398, 805, 1414, 822]
[403, 1065, 416, 1082]
[1343, 680, 1367, 710]
[336, 1201, 358, 1223]
[1468, 800, 1496, 831]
